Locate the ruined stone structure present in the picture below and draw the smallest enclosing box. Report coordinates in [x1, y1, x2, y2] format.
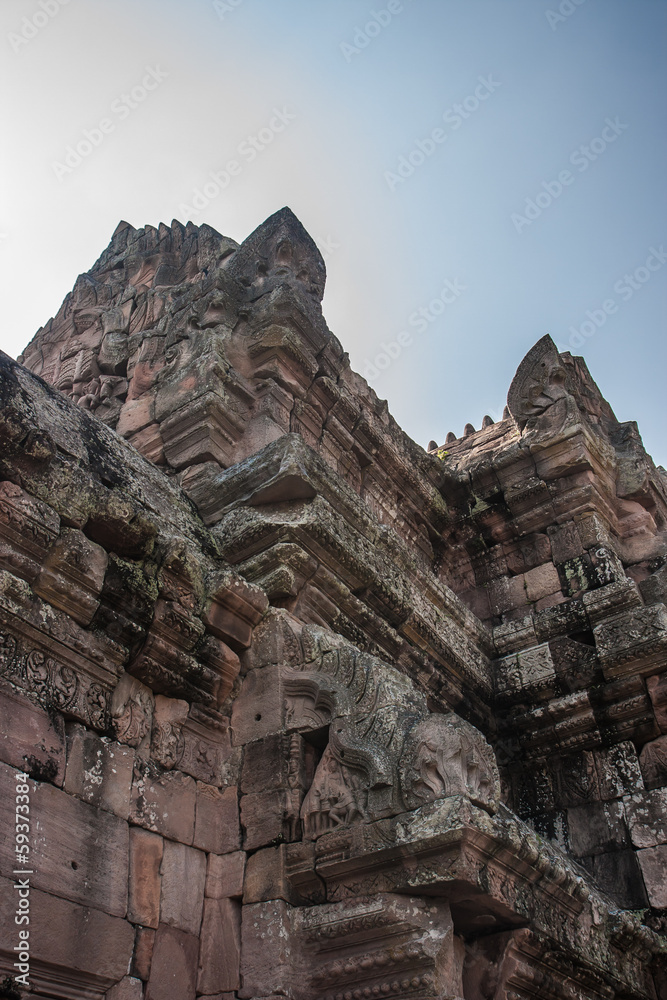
[0, 208, 666, 999]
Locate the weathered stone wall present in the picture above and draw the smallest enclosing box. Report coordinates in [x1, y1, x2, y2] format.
[0, 210, 665, 999]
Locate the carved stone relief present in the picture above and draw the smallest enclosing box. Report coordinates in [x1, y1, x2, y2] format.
[301, 743, 367, 839]
[400, 713, 501, 814]
[506, 334, 575, 433]
[110, 671, 154, 748]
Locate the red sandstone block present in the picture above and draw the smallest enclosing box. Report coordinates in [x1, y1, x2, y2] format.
[195, 781, 240, 854]
[160, 839, 206, 935]
[197, 897, 241, 994]
[127, 423, 165, 465]
[146, 923, 198, 1000]
[33, 526, 108, 626]
[239, 900, 295, 1000]
[64, 724, 134, 818]
[231, 665, 285, 746]
[0, 875, 134, 988]
[206, 850, 246, 898]
[637, 845, 667, 907]
[132, 925, 156, 981]
[535, 593, 566, 612]
[106, 977, 144, 1000]
[241, 732, 289, 794]
[128, 827, 163, 928]
[524, 562, 562, 603]
[130, 764, 196, 844]
[241, 789, 291, 850]
[0, 761, 128, 916]
[243, 844, 292, 904]
[117, 396, 155, 438]
[0, 679, 65, 784]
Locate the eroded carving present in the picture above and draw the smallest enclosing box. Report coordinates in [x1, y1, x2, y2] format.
[110, 672, 154, 747]
[400, 713, 500, 813]
[506, 334, 573, 432]
[301, 743, 368, 838]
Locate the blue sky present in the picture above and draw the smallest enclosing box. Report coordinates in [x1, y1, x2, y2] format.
[1, 0, 665, 464]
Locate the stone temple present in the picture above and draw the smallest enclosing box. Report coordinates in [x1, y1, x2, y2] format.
[0, 208, 666, 1000]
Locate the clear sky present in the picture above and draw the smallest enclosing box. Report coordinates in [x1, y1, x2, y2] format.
[1, 0, 665, 465]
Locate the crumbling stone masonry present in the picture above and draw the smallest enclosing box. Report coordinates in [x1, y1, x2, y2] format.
[0, 208, 666, 999]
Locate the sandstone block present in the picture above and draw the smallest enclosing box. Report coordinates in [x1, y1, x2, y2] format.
[131, 925, 155, 981]
[0, 875, 134, 988]
[241, 732, 290, 794]
[535, 592, 566, 612]
[65, 724, 134, 818]
[524, 561, 561, 603]
[567, 801, 628, 857]
[0, 761, 128, 916]
[117, 395, 155, 438]
[231, 665, 285, 745]
[594, 742, 644, 801]
[239, 900, 295, 1000]
[33, 526, 108, 626]
[547, 522, 584, 563]
[242, 843, 324, 905]
[639, 734, 667, 789]
[647, 672, 667, 732]
[160, 839, 206, 935]
[637, 845, 667, 907]
[130, 764, 196, 844]
[625, 788, 667, 848]
[146, 924, 199, 1000]
[128, 827, 163, 928]
[241, 789, 291, 850]
[194, 782, 240, 854]
[578, 850, 648, 909]
[0, 680, 65, 784]
[197, 897, 241, 994]
[0, 479, 59, 582]
[488, 574, 526, 616]
[206, 850, 246, 899]
[106, 976, 144, 1000]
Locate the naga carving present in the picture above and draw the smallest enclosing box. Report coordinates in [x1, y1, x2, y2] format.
[506, 334, 575, 432]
